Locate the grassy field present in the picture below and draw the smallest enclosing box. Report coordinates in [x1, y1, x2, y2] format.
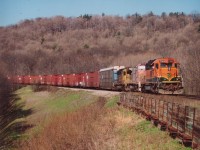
[14, 86, 98, 138]
[12, 86, 190, 150]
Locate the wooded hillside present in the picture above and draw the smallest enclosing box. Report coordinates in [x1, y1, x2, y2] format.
[0, 12, 200, 95]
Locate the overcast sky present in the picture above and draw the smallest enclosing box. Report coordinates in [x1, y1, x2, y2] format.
[0, 0, 200, 26]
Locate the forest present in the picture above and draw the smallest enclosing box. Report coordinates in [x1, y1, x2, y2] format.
[0, 12, 200, 95]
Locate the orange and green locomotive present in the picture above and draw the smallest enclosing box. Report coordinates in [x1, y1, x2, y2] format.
[141, 57, 183, 94]
[115, 57, 183, 94]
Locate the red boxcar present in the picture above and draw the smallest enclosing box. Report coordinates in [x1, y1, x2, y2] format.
[76, 73, 85, 87]
[40, 75, 46, 85]
[29, 76, 35, 84]
[51, 75, 58, 86]
[57, 75, 63, 86]
[24, 75, 31, 84]
[63, 74, 70, 86]
[68, 74, 76, 87]
[33, 75, 41, 85]
[18, 75, 24, 84]
[14, 75, 24, 84]
[46, 75, 52, 85]
[84, 71, 99, 88]
[81, 73, 86, 87]
[32, 76, 36, 84]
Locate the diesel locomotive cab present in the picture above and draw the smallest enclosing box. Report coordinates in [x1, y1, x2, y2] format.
[115, 67, 134, 91]
[143, 58, 183, 94]
[158, 59, 182, 82]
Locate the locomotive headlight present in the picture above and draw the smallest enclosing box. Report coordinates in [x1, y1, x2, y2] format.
[159, 77, 168, 81]
[175, 77, 181, 81]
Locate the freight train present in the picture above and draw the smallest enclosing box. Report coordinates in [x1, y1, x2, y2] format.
[9, 57, 184, 94]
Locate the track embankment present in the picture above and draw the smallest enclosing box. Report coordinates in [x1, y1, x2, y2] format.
[119, 92, 200, 149]
[59, 87, 120, 97]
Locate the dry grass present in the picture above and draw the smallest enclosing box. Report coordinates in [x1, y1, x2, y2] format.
[14, 87, 190, 150]
[18, 99, 108, 150]
[17, 104, 187, 150]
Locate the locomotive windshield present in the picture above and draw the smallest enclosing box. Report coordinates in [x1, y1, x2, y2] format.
[160, 63, 173, 68]
[127, 69, 132, 75]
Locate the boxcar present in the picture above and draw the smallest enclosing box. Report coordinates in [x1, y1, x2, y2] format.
[15, 75, 24, 84]
[85, 71, 99, 88]
[29, 76, 36, 84]
[99, 66, 125, 90]
[39, 75, 46, 85]
[57, 75, 63, 86]
[68, 74, 76, 87]
[24, 75, 31, 84]
[33, 75, 41, 84]
[76, 73, 85, 87]
[46, 75, 52, 85]
[51, 75, 58, 86]
[63, 74, 70, 86]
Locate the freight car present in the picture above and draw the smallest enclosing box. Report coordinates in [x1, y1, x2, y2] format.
[84, 71, 99, 88]
[9, 57, 183, 94]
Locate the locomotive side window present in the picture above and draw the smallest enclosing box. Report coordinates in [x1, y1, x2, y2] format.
[155, 64, 159, 69]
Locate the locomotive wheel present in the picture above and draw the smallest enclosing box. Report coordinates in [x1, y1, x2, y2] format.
[124, 86, 131, 92]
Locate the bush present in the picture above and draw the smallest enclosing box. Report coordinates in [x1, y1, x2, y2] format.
[0, 73, 33, 149]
